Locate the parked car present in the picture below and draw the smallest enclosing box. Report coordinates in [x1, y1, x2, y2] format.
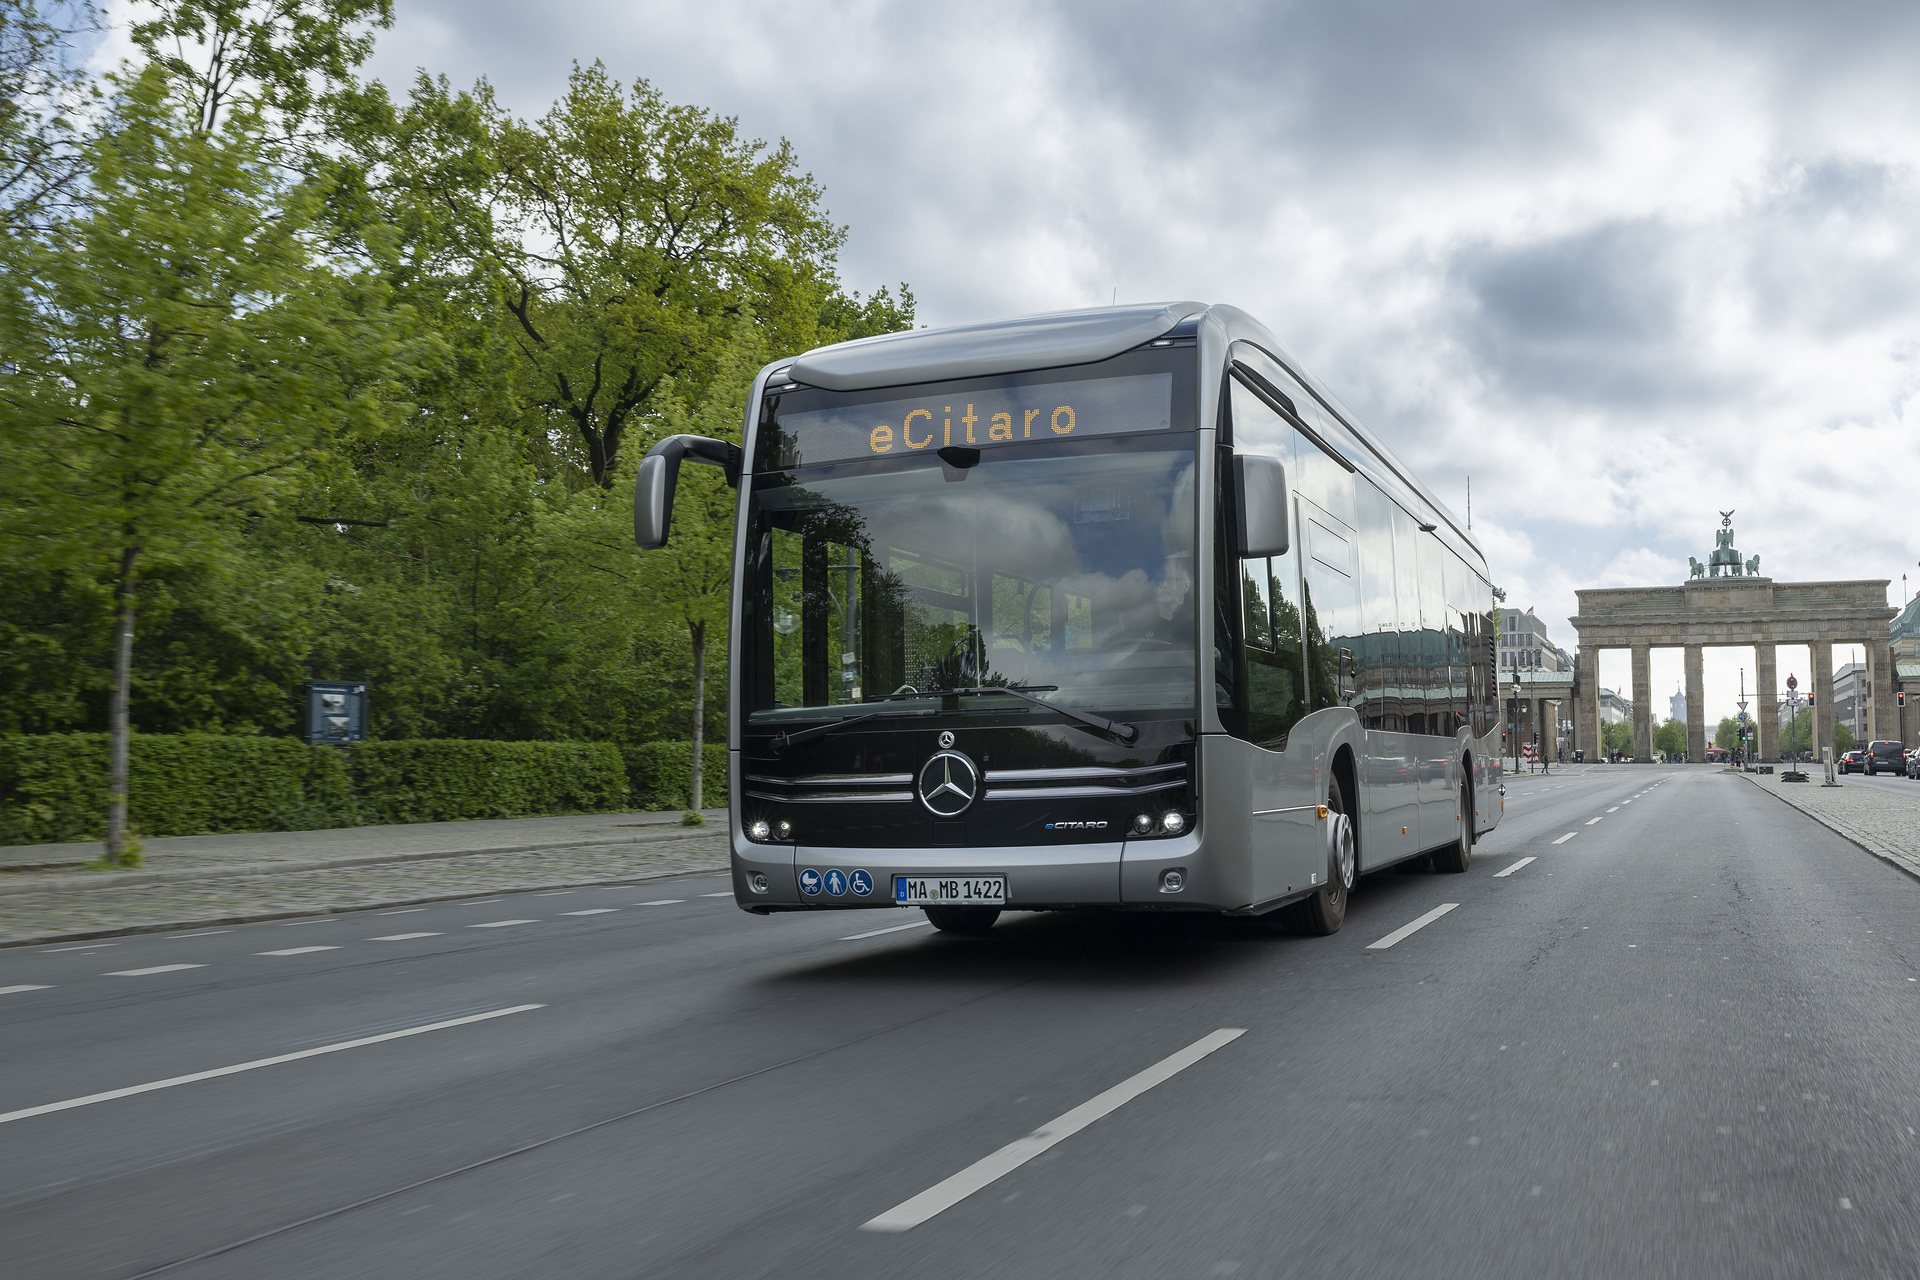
[1838, 748, 1867, 774]
[1865, 740, 1907, 776]
[1905, 747, 1920, 779]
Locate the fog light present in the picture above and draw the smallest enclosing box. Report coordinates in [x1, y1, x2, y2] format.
[748, 820, 771, 841]
[774, 819, 792, 840]
[1131, 813, 1154, 835]
[749, 872, 769, 894]
[1160, 811, 1186, 835]
[1160, 868, 1185, 893]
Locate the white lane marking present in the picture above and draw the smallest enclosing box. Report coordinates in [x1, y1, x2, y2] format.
[1366, 903, 1460, 951]
[468, 920, 536, 929]
[2, 985, 52, 995]
[561, 909, 619, 917]
[0, 1005, 544, 1127]
[700, 892, 733, 898]
[369, 933, 441, 941]
[256, 946, 340, 956]
[106, 965, 205, 977]
[1606, 806, 1619, 813]
[535, 891, 574, 897]
[860, 1028, 1246, 1233]
[377, 909, 426, 915]
[1623, 799, 1633, 804]
[167, 930, 230, 939]
[1586, 817, 1604, 825]
[459, 900, 502, 906]
[842, 920, 934, 941]
[42, 944, 116, 953]
[1493, 857, 1536, 878]
[633, 900, 685, 906]
[1553, 833, 1578, 844]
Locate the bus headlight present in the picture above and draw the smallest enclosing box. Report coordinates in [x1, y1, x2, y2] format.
[1160, 811, 1187, 835]
[748, 820, 771, 842]
[774, 819, 792, 840]
[1131, 813, 1154, 835]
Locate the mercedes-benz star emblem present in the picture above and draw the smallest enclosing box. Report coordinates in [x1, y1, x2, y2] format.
[938, 730, 955, 749]
[917, 750, 979, 817]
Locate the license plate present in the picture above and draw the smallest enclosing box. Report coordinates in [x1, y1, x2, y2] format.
[894, 875, 1006, 905]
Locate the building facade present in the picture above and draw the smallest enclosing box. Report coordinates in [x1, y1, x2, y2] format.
[1500, 608, 1570, 672]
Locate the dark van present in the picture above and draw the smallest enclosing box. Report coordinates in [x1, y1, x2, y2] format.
[1866, 740, 1907, 776]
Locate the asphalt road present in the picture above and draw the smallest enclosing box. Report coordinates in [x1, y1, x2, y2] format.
[3, 764, 1918, 1279]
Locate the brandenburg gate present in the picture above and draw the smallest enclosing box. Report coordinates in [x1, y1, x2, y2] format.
[1570, 515, 1897, 763]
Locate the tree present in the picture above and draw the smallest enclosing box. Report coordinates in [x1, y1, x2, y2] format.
[1603, 720, 1634, 756]
[1654, 717, 1686, 758]
[1835, 722, 1856, 752]
[0, 67, 424, 860]
[0, 0, 98, 236]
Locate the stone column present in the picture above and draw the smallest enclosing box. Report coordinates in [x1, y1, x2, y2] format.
[1812, 640, 1836, 765]
[1866, 638, 1897, 742]
[1631, 643, 1653, 763]
[1755, 643, 1778, 761]
[1575, 646, 1601, 760]
[1684, 645, 1707, 761]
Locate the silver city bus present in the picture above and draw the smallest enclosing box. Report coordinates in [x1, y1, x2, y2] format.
[635, 303, 1504, 935]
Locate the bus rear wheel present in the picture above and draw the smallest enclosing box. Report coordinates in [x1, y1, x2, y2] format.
[924, 906, 1001, 935]
[1287, 775, 1356, 936]
[1432, 773, 1473, 873]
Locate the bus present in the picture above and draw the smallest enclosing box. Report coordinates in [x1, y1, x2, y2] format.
[634, 302, 1504, 936]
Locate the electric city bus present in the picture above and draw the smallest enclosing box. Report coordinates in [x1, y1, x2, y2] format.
[634, 302, 1504, 935]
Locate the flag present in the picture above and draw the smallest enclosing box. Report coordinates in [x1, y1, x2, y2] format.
[1526, 606, 1534, 614]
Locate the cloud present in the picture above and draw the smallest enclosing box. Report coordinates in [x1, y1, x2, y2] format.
[351, 0, 1920, 722]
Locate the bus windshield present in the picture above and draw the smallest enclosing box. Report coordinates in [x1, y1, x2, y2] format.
[742, 438, 1197, 726]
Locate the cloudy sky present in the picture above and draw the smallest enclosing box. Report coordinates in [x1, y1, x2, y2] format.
[118, 0, 1920, 725]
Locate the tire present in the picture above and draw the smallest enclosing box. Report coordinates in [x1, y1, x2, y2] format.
[924, 905, 1000, 935]
[1285, 774, 1356, 936]
[1431, 770, 1473, 874]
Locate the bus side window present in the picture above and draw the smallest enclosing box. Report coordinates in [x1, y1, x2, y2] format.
[1355, 482, 1398, 730]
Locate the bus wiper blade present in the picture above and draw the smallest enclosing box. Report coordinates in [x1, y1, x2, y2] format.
[950, 686, 1139, 746]
[766, 708, 936, 754]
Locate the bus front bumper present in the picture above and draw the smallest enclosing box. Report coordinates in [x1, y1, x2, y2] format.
[729, 831, 1224, 912]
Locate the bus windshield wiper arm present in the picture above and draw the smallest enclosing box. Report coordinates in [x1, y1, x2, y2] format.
[765, 708, 936, 754]
[950, 686, 1139, 745]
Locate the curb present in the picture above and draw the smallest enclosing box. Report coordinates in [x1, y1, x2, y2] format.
[0, 829, 723, 898]
[1738, 773, 1920, 884]
[0, 861, 732, 949]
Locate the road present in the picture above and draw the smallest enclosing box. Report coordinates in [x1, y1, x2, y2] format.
[3, 764, 1918, 1279]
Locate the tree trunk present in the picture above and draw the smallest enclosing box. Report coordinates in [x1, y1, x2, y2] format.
[105, 542, 139, 865]
[688, 618, 706, 812]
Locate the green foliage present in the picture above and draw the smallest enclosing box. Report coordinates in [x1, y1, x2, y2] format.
[623, 741, 728, 811]
[1602, 720, 1635, 755]
[0, 733, 631, 844]
[1714, 716, 1755, 752]
[1781, 708, 1811, 755]
[0, 733, 349, 844]
[1654, 718, 1687, 757]
[1835, 722, 1856, 752]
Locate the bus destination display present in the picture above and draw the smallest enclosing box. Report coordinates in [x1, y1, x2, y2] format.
[766, 371, 1172, 468]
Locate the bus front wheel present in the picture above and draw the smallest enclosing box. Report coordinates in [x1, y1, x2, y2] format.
[1287, 776, 1356, 936]
[924, 906, 1000, 935]
[1432, 775, 1473, 873]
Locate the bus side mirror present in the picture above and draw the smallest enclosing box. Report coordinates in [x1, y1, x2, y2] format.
[1234, 454, 1289, 558]
[634, 434, 743, 550]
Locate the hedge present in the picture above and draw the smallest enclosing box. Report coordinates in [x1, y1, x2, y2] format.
[622, 741, 729, 811]
[0, 734, 631, 845]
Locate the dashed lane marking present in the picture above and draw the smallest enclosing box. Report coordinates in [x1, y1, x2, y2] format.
[633, 900, 686, 906]
[1493, 857, 1536, 878]
[1586, 817, 1604, 825]
[0, 1005, 545, 1127]
[42, 944, 115, 953]
[2, 985, 52, 995]
[105, 965, 205, 977]
[166, 931, 230, 939]
[468, 920, 537, 929]
[860, 1028, 1246, 1232]
[369, 933, 441, 941]
[1366, 904, 1460, 950]
[561, 909, 619, 917]
[699, 892, 733, 898]
[842, 920, 933, 941]
[256, 947, 340, 957]
[1607, 806, 1619, 812]
[1553, 833, 1578, 845]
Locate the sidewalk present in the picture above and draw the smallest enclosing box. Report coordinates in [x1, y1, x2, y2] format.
[0, 810, 732, 947]
[1741, 772, 1920, 882]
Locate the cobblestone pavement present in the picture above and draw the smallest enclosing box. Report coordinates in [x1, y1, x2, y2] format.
[1742, 770, 1920, 881]
[0, 833, 730, 946]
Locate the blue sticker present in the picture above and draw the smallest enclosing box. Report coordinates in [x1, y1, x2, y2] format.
[824, 868, 848, 897]
[798, 868, 822, 896]
[849, 869, 874, 897]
